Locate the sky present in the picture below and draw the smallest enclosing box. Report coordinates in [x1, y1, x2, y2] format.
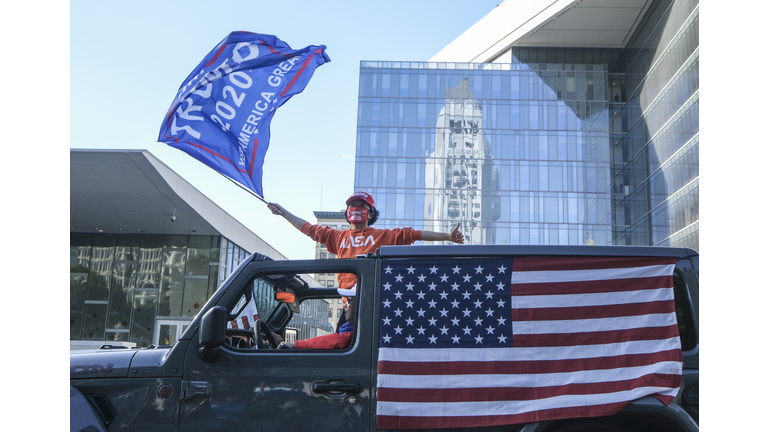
[69, 0, 503, 260]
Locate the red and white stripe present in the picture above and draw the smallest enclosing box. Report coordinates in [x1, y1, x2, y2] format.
[376, 256, 682, 430]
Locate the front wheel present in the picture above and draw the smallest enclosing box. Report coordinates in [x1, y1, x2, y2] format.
[545, 419, 642, 432]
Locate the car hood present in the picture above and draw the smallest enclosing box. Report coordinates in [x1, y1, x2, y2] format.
[70, 349, 137, 378]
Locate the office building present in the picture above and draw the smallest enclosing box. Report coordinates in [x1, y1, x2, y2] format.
[70, 149, 329, 348]
[354, 0, 698, 249]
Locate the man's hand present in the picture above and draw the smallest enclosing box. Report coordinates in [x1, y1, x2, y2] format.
[267, 202, 285, 215]
[420, 223, 465, 243]
[449, 222, 464, 244]
[266, 202, 308, 231]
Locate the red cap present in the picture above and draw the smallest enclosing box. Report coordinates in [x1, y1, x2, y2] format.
[345, 191, 376, 209]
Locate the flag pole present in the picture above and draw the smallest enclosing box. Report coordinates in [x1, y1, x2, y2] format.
[216, 171, 269, 204]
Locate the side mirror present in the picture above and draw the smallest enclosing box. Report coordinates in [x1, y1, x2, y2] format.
[198, 306, 226, 362]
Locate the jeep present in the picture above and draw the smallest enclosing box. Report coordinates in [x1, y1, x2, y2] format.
[70, 245, 699, 432]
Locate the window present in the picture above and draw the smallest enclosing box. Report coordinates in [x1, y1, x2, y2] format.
[221, 265, 364, 351]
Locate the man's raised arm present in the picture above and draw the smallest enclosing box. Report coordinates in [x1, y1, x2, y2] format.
[267, 203, 309, 231]
[420, 222, 465, 244]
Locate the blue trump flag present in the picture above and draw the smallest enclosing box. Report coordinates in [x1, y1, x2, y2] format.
[158, 32, 330, 197]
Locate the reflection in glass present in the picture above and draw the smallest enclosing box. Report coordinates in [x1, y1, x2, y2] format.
[186, 236, 212, 276]
[138, 235, 163, 288]
[115, 234, 140, 261]
[82, 303, 107, 340]
[70, 233, 92, 268]
[358, 63, 612, 246]
[132, 289, 157, 347]
[70, 233, 242, 344]
[609, 3, 699, 246]
[105, 331, 129, 342]
[181, 278, 208, 318]
[108, 262, 136, 329]
[159, 249, 185, 316]
[165, 235, 187, 248]
[355, 2, 698, 250]
[87, 235, 116, 301]
[70, 273, 87, 340]
[208, 265, 220, 296]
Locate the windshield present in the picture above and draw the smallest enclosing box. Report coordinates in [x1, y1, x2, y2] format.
[223, 270, 347, 350]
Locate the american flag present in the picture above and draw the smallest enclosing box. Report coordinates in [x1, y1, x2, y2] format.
[376, 256, 682, 430]
[228, 301, 259, 330]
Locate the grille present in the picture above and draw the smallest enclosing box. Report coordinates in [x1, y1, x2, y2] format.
[87, 395, 115, 426]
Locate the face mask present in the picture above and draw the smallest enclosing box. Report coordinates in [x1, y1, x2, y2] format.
[346, 206, 369, 223]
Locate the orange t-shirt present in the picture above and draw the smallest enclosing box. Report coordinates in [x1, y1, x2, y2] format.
[300, 223, 421, 289]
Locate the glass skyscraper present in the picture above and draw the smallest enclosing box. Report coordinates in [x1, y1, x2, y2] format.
[354, 0, 698, 249]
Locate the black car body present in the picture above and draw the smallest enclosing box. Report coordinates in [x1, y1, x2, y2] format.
[70, 245, 699, 432]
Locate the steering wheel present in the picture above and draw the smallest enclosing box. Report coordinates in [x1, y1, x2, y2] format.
[254, 319, 277, 349]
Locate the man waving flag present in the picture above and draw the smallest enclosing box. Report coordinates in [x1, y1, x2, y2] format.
[158, 31, 330, 198]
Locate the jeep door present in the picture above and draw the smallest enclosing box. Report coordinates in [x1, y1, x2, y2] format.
[178, 259, 376, 432]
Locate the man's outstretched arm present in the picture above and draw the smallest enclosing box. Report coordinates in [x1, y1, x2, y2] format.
[267, 203, 309, 231]
[420, 222, 464, 244]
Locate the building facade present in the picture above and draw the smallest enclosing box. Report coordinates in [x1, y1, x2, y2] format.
[354, 0, 698, 249]
[71, 232, 249, 347]
[70, 150, 331, 348]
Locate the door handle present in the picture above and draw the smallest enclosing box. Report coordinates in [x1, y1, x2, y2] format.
[181, 380, 211, 401]
[312, 381, 362, 394]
